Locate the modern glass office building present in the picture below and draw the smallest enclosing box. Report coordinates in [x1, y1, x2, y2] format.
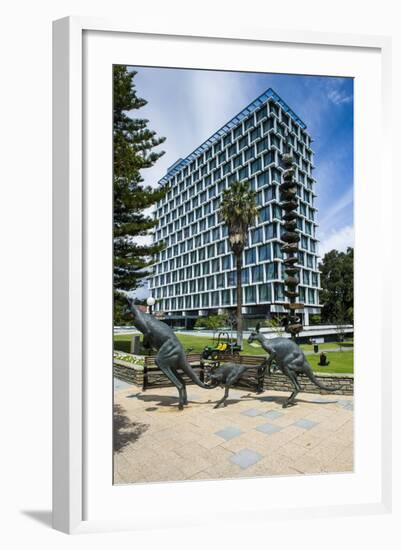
[149, 88, 321, 328]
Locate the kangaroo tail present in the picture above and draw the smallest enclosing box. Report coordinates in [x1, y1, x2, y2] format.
[306, 370, 342, 392]
[183, 362, 212, 389]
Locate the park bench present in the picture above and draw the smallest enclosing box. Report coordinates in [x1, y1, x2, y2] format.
[142, 353, 266, 393]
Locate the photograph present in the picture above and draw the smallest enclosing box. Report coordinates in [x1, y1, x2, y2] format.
[112, 64, 354, 485]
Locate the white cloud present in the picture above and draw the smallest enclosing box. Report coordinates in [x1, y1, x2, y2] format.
[326, 79, 353, 106]
[319, 186, 353, 229]
[318, 225, 354, 257]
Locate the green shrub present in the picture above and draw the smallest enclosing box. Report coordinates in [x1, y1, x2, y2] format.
[195, 314, 229, 330]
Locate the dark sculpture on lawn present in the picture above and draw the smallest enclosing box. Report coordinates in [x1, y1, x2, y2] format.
[207, 362, 267, 409]
[248, 327, 341, 408]
[125, 298, 211, 410]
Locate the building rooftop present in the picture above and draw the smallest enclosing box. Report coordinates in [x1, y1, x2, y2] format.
[159, 87, 307, 186]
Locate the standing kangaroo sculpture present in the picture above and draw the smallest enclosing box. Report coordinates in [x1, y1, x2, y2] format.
[125, 299, 210, 409]
[248, 327, 342, 408]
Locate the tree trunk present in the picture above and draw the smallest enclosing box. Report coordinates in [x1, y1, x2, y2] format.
[236, 253, 243, 349]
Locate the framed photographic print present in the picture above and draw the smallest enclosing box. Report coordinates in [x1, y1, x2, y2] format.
[53, 17, 392, 534]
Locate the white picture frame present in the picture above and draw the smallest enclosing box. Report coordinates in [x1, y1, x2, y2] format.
[52, 16, 392, 535]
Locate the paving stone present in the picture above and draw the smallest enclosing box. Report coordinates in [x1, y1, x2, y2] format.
[215, 426, 243, 440]
[294, 419, 319, 430]
[241, 408, 263, 417]
[230, 448, 263, 469]
[261, 410, 284, 420]
[114, 385, 353, 482]
[255, 422, 282, 435]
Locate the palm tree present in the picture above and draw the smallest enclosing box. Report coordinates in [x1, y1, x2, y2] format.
[219, 180, 258, 348]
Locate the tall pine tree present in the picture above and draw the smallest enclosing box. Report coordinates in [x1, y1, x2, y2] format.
[113, 65, 166, 321]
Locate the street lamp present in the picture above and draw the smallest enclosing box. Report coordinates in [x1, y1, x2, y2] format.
[146, 296, 156, 315]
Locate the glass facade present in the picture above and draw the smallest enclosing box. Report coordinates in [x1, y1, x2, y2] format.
[150, 88, 320, 317]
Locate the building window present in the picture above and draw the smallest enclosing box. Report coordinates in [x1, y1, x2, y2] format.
[223, 134, 231, 147]
[222, 289, 231, 305]
[266, 262, 279, 280]
[250, 126, 261, 142]
[222, 161, 231, 175]
[212, 227, 220, 241]
[312, 272, 318, 286]
[252, 265, 264, 283]
[202, 261, 210, 275]
[245, 248, 256, 265]
[256, 105, 268, 122]
[244, 146, 255, 162]
[212, 258, 220, 272]
[222, 254, 231, 270]
[239, 166, 248, 180]
[274, 283, 285, 301]
[259, 206, 270, 222]
[241, 268, 250, 284]
[207, 244, 215, 258]
[228, 173, 236, 185]
[250, 158, 262, 175]
[201, 294, 209, 307]
[207, 276, 214, 290]
[259, 283, 272, 302]
[256, 137, 269, 155]
[262, 117, 274, 133]
[217, 180, 225, 194]
[193, 294, 200, 308]
[233, 154, 242, 168]
[258, 243, 271, 262]
[245, 286, 256, 303]
[227, 271, 237, 286]
[265, 223, 277, 240]
[216, 274, 224, 288]
[228, 143, 237, 157]
[244, 115, 254, 131]
[217, 240, 225, 255]
[211, 291, 220, 306]
[251, 227, 263, 244]
[233, 126, 242, 140]
[273, 242, 283, 259]
[238, 135, 248, 150]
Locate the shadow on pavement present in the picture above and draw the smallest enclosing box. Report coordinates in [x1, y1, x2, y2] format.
[113, 404, 149, 452]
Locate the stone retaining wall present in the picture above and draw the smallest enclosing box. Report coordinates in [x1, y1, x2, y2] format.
[114, 360, 143, 387]
[113, 362, 353, 396]
[264, 372, 353, 395]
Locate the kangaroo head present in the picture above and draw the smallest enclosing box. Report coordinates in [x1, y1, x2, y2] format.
[248, 331, 262, 344]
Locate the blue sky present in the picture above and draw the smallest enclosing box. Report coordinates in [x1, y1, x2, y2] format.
[128, 66, 354, 258]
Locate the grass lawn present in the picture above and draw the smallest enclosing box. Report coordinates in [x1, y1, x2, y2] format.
[114, 332, 353, 374]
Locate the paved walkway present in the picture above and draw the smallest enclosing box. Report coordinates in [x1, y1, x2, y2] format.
[114, 383, 353, 484]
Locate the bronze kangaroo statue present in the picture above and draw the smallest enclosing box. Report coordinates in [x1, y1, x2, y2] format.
[248, 327, 341, 407]
[125, 298, 210, 409]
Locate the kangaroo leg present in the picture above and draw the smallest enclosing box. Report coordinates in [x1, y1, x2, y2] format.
[174, 370, 188, 405]
[214, 371, 241, 408]
[155, 345, 185, 409]
[282, 369, 301, 408]
[214, 385, 230, 409]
